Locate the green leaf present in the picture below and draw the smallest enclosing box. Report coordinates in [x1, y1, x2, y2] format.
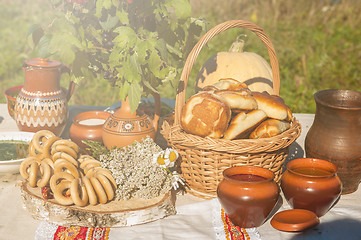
[38, 34, 51, 59]
[119, 81, 130, 100]
[116, 8, 129, 25]
[165, 0, 191, 20]
[113, 26, 138, 48]
[128, 81, 142, 112]
[100, 14, 119, 31]
[103, 0, 112, 9]
[95, 0, 104, 18]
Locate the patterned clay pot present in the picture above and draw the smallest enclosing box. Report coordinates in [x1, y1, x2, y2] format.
[102, 94, 160, 149]
[305, 89, 361, 194]
[69, 111, 111, 153]
[14, 58, 75, 136]
[217, 166, 280, 228]
[281, 158, 342, 217]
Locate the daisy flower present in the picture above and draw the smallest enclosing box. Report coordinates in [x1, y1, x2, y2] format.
[153, 150, 170, 168]
[164, 148, 179, 168]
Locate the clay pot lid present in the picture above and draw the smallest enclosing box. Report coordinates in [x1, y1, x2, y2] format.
[24, 58, 62, 68]
[271, 209, 319, 232]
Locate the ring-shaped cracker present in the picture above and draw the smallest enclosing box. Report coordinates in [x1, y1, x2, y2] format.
[51, 145, 78, 160]
[42, 136, 60, 159]
[53, 181, 73, 206]
[52, 139, 79, 153]
[96, 174, 114, 201]
[28, 162, 39, 188]
[32, 130, 56, 153]
[82, 176, 97, 205]
[70, 178, 89, 207]
[42, 158, 54, 169]
[20, 157, 42, 179]
[50, 172, 75, 193]
[78, 155, 95, 163]
[37, 162, 52, 188]
[90, 177, 108, 204]
[52, 152, 79, 167]
[29, 141, 44, 159]
[54, 159, 80, 179]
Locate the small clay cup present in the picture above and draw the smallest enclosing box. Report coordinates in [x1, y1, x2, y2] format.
[281, 158, 342, 217]
[217, 166, 280, 228]
[69, 111, 111, 153]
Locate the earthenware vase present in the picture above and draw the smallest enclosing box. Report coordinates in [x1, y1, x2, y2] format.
[304, 89, 361, 194]
[281, 158, 342, 217]
[69, 111, 111, 153]
[217, 166, 280, 228]
[14, 58, 75, 136]
[102, 93, 160, 149]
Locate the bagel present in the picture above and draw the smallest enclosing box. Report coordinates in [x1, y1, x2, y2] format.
[70, 178, 89, 207]
[54, 159, 80, 178]
[53, 181, 73, 206]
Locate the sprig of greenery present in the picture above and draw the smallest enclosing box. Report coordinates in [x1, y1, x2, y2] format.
[28, 0, 205, 111]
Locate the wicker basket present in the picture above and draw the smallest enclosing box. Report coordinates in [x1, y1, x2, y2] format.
[161, 20, 301, 199]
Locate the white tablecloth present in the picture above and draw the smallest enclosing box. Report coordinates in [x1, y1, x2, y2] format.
[0, 104, 360, 240]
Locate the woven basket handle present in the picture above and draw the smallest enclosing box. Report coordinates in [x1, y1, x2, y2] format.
[174, 20, 280, 125]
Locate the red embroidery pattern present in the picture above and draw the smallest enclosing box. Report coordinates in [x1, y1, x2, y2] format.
[221, 208, 250, 240]
[54, 225, 110, 240]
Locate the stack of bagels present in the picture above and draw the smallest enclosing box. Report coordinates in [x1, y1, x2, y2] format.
[180, 78, 292, 140]
[20, 130, 117, 207]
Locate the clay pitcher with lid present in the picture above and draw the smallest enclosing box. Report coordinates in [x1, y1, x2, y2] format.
[102, 92, 161, 149]
[14, 58, 75, 136]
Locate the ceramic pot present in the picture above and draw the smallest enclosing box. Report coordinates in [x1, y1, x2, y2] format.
[217, 166, 279, 228]
[102, 93, 160, 149]
[304, 89, 361, 194]
[69, 111, 111, 153]
[281, 158, 342, 217]
[4, 85, 23, 119]
[14, 58, 75, 136]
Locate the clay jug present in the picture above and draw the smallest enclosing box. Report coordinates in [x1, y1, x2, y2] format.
[305, 89, 361, 194]
[14, 58, 75, 136]
[102, 93, 160, 149]
[217, 166, 280, 228]
[281, 158, 342, 217]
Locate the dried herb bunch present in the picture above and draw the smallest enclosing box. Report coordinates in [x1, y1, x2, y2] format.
[98, 136, 173, 200]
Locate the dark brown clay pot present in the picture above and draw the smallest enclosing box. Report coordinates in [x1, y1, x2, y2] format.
[102, 94, 160, 149]
[281, 158, 342, 217]
[69, 111, 111, 153]
[217, 166, 280, 228]
[14, 58, 75, 136]
[305, 89, 361, 194]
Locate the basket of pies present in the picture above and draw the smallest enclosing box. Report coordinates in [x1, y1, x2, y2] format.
[161, 20, 301, 199]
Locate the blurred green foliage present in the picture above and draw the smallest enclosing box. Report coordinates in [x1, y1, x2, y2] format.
[0, 0, 360, 113]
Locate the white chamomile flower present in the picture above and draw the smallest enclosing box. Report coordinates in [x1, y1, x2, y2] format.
[153, 150, 170, 168]
[171, 171, 185, 190]
[164, 148, 179, 168]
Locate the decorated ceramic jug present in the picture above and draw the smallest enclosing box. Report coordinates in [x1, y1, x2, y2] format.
[102, 93, 160, 149]
[14, 58, 75, 136]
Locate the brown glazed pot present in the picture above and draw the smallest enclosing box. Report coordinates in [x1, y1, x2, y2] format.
[14, 58, 75, 136]
[281, 158, 342, 217]
[69, 111, 111, 153]
[4, 85, 23, 119]
[305, 89, 361, 194]
[102, 94, 160, 149]
[217, 166, 280, 228]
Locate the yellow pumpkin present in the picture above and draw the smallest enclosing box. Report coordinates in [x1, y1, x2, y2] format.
[195, 40, 274, 94]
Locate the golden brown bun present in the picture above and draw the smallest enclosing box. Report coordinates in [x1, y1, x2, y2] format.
[223, 109, 267, 140]
[180, 92, 232, 138]
[214, 89, 257, 111]
[213, 78, 249, 90]
[252, 92, 293, 121]
[249, 119, 290, 139]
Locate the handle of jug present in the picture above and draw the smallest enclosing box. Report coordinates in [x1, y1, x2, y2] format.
[61, 64, 76, 102]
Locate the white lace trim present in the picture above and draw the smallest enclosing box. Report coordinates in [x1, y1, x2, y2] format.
[211, 198, 261, 240]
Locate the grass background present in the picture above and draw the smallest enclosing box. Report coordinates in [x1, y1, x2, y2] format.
[0, 0, 360, 113]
